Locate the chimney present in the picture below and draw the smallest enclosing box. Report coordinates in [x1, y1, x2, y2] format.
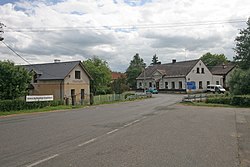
[172, 59, 176, 63]
[222, 63, 226, 69]
[54, 59, 60, 63]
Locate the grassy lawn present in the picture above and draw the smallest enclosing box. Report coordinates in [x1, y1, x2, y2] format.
[0, 105, 85, 116]
[180, 101, 249, 108]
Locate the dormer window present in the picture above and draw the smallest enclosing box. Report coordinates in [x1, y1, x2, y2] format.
[75, 71, 81, 79]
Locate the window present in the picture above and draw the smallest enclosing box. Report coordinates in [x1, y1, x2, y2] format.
[207, 81, 210, 86]
[171, 82, 175, 89]
[201, 68, 205, 74]
[165, 82, 168, 89]
[81, 89, 85, 100]
[197, 68, 200, 73]
[139, 82, 142, 87]
[179, 81, 183, 89]
[216, 81, 219, 85]
[199, 81, 203, 89]
[75, 71, 81, 79]
[149, 82, 152, 88]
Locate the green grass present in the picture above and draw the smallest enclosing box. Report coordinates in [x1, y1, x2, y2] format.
[180, 101, 249, 108]
[0, 105, 85, 116]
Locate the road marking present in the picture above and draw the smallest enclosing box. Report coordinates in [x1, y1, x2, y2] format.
[123, 119, 141, 127]
[106, 129, 119, 135]
[78, 138, 97, 147]
[26, 154, 59, 167]
[132, 119, 140, 123]
[124, 122, 133, 127]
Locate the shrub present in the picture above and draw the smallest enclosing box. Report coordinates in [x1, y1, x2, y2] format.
[206, 95, 250, 107]
[0, 100, 63, 112]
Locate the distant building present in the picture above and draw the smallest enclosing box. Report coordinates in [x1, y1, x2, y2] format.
[111, 72, 126, 81]
[210, 62, 236, 89]
[136, 59, 222, 93]
[23, 60, 92, 105]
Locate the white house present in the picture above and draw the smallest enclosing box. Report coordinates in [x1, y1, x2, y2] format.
[136, 59, 222, 93]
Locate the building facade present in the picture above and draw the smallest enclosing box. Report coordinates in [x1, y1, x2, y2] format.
[136, 59, 222, 93]
[24, 61, 92, 105]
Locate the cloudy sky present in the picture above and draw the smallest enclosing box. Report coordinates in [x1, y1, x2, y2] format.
[0, 0, 249, 72]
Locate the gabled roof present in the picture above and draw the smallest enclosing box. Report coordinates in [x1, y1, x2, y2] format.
[137, 59, 200, 79]
[210, 62, 236, 75]
[23, 61, 92, 80]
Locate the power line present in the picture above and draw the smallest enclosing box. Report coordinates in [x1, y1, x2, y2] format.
[1, 41, 31, 64]
[4, 19, 246, 32]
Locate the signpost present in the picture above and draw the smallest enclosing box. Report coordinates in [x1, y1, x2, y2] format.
[26, 95, 53, 102]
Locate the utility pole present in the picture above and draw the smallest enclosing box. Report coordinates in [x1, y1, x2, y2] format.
[0, 22, 5, 41]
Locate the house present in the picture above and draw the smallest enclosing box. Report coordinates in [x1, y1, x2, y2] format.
[23, 60, 92, 105]
[136, 59, 222, 93]
[210, 62, 236, 89]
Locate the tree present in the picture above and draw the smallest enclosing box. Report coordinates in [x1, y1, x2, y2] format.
[151, 54, 161, 65]
[200, 52, 228, 69]
[234, 18, 250, 70]
[111, 75, 129, 94]
[228, 68, 250, 95]
[0, 60, 31, 100]
[126, 53, 146, 89]
[83, 57, 112, 95]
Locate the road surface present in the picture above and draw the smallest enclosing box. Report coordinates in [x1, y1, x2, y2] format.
[0, 94, 248, 167]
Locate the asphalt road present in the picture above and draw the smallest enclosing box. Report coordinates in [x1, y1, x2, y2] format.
[0, 94, 248, 167]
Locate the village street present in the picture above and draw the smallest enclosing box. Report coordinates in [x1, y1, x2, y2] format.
[0, 94, 249, 167]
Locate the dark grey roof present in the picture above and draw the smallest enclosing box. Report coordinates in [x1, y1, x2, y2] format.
[23, 61, 90, 80]
[137, 59, 199, 79]
[210, 62, 236, 75]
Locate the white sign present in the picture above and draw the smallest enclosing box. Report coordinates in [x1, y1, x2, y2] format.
[26, 95, 54, 102]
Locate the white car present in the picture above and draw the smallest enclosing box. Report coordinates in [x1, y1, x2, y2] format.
[207, 85, 226, 93]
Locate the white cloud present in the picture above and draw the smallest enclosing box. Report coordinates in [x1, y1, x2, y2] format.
[0, 0, 249, 71]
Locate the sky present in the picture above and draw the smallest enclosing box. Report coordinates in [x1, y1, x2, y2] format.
[0, 0, 249, 72]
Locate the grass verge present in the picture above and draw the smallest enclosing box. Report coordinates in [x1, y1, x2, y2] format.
[0, 105, 85, 116]
[180, 101, 238, 108]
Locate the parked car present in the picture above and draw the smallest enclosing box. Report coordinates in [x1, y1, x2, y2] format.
[146, 88, 158, 94]
[206, 85, 226, 93]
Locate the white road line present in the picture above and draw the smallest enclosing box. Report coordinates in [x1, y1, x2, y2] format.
[78, 138, 97, 147]
[123, 122, 133, 127]
[106, 129, 119, 135]
[132, 119, 140, 123]
[123, 119, 141, 128]
[26, 154, 59, 167]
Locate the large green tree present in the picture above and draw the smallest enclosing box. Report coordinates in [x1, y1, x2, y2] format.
[234, 18, 250, 70]
[126, 53, 146, 89]
[83, 57, 112, 95]
[0, 60, 31, 100]
[200, 52, 228, 69]
[228, 68, 250, 95]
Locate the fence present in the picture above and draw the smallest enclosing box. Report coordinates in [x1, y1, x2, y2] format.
[93, 94, 126, 105]
[182, 94, 208, 102]
[93, 93, 151, 105]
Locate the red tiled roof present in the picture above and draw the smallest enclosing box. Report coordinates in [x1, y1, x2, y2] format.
[112, 72, 126, 80]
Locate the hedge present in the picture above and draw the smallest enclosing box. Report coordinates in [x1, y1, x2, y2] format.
[0, 99, 64, 112]
[206, 95, 250, 107]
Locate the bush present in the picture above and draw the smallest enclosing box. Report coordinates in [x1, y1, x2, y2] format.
[0, 100, 63, 112]
[206, 96, 232, 105]
[206, 95, 250, 107]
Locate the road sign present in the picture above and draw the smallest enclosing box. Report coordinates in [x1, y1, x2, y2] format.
[26, 95, 53, 102]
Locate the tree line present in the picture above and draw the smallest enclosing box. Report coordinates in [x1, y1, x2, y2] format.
[1, 18, 250, 100]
